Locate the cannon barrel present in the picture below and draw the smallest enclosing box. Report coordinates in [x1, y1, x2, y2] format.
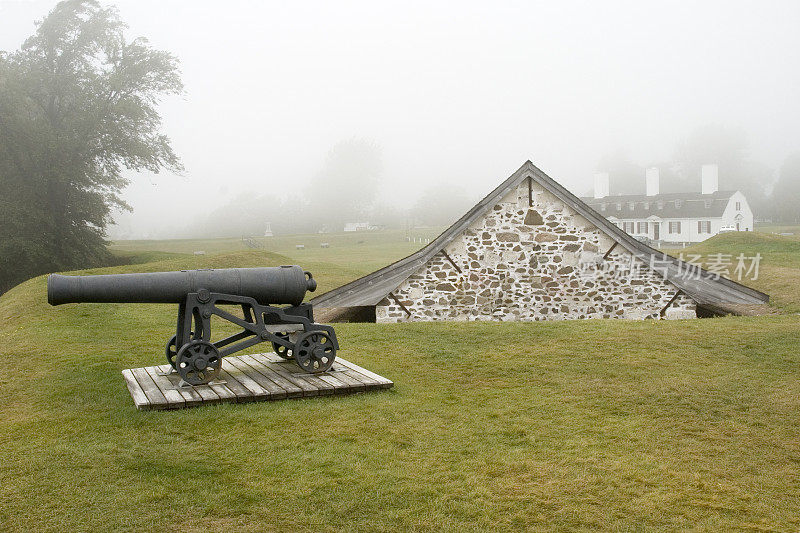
[47, 266, 317, 307]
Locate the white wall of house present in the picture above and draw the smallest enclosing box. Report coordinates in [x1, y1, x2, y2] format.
[592, 164, 755, 244]
[612, 217, 726, 243]
[607, 192, 754, 244]
[720, 191, 754, 232]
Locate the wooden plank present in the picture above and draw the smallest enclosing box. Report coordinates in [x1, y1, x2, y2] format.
[335, 358, 393, 388]
[122, 353, 391, 410]
[440, 249, 462, 274]
[259, 352, 285, 364]
[239, 354, 304, 398]
[331, 362, 380, 389]
[603, 242, 618, 260]
[217, 369, 256, 402]
[660, 290, 683, 317]
[326, 369, 366, 392]
[227, 357, 286, 399]
[130, 367, 170, 409]
[251, 354, 318, 397]
[317, 373, 350, 394]
[145, 366, 185, 408]
[122, 369, 150, 410]
[388, 291, 412, 317]
[221, 358, 270, 398]
[192, 384, 221, 403]
[348, 370, 383, 390]
[157, 365, 203, 407]
[209, 382, 237, 402]
[289, 371, 336, 396]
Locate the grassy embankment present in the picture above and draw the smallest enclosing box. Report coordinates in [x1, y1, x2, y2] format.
[681, 231, 800, 313]
[0, 231, 798, 531]
[109, 228, 445, 275]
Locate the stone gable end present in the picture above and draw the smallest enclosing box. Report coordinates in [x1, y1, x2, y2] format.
[376, 179, 696, 322]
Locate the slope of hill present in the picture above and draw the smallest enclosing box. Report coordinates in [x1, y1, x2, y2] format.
[0, 244, 798, 530]
[679, 232, 800, 313]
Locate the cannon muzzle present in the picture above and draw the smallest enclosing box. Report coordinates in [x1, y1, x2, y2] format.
[47, 265, 317, 307]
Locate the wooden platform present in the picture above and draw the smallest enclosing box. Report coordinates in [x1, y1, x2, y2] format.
[121, 353, 393, 410]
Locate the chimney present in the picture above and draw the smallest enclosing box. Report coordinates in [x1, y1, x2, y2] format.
[701, 164, 718, 194]
[646, 167, 659, 196]
[593, 172, 609, 199]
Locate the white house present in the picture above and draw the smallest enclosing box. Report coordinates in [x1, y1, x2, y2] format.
[343, 222, 371, 232]
[582, 164, 754, 246]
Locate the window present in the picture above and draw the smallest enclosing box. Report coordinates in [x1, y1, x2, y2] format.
[669, 221, 682, 234]
[643, 202, 649, 210]
[637, 222, 648, 234]
[600, 203, 607, 211]
[616, 203, 622, 211]
[704, 200, 713, 208]
[628, 202, 636, 210]
[697, 221, 711, 234]
[624, 222, 635, 233]
[674, 199, 682, 209]
[657, 201, 664, 209]
[736, 201, 741, 210]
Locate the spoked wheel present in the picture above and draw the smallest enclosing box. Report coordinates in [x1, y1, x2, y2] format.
[166, 332, 194, 369]
[294, 330, 336, 373]
[272, 332, 292, 359]
[176, 340, 221, 385]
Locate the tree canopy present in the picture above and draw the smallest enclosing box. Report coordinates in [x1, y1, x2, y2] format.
[0, 0, 182, 293]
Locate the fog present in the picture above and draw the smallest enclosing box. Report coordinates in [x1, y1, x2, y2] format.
[2, 0, 798, 238]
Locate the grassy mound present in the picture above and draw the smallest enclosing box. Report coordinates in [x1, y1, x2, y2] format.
[680, 232, 800, 313]
[0, 246, 799, 530]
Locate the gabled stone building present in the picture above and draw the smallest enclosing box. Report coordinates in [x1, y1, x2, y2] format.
[313, 161, 768, 323]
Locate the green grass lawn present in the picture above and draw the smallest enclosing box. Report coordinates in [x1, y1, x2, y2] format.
[110, 228, 445, 277]
[680, 231, 800, 314]
[1, 234, 799, 531]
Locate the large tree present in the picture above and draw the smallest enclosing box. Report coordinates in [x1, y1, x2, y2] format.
[0, 0, 182, 294]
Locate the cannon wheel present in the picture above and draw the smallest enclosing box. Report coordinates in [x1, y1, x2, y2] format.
[272, 332, 292, 359]
[294, 330, 336, 373]
[166, 332, 194, 369]
[176, 340, 221, 385]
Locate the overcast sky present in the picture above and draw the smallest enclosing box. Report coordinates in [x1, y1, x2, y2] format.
[2, 0, 799, 237]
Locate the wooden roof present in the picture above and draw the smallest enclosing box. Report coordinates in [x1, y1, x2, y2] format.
[311, 161, 769, 313]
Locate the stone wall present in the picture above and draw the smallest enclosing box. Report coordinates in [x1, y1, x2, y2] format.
[376, 180, 696, 322]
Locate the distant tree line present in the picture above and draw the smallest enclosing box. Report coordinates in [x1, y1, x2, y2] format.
[0, 0, 182, 294]
[184, 138, 475, 239]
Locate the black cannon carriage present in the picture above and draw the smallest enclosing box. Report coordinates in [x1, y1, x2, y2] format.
[47, 265, 339, 385]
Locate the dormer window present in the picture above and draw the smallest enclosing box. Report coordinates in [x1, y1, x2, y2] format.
[628, 202, 635, 210]
[616, 203, 622, 211]
[600, 203, 607, 211]
[674, 199, 682, 209]
[657, 201, 664, 209]
[704, 199, 713, 208]
[643, 202, 649, 210]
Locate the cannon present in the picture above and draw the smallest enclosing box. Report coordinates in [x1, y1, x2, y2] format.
[47, 266, 339, 385]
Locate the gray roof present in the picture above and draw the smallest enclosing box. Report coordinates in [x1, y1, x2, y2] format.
[581, 191, 737, 219]
[312, 161, 768, 313]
